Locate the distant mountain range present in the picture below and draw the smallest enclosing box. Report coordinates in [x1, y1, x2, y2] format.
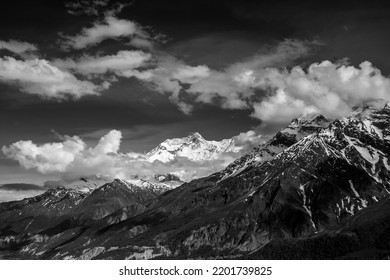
[146, 132, 241, 163]
[1, 99, 390, 259]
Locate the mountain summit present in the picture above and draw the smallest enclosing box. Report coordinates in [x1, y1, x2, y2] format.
[146, 132, 240, 163]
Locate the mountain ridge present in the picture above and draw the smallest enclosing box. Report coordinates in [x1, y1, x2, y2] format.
[1, 99, 390, 259]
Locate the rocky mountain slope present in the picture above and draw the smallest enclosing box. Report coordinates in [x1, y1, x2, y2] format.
[0, 179, 172, 256]
[1, 99, 389, 259]
[218, 113, 331, 180]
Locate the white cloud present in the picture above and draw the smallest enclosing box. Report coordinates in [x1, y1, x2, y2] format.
[60, 16, 152, 50]
[250, 60, 390, 123]
[0, 56, 99, 99]
[54, 50, 152, 75]
[232, 130, 268, 150]
[0, 40, 38, 54]
[184, 39, 321, 110]
[2, 135, 86, 173]
[2, 130, 122, 177]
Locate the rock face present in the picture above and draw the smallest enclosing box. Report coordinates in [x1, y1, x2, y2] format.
[1, 100, 389, 260]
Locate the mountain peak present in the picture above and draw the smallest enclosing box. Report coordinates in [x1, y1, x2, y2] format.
[281, 113, 331, 136]
[353, 98, 389, 111]
[291, 113, 330, 126]
[146, 132, 239, 163]
[188, 132, 203, 139]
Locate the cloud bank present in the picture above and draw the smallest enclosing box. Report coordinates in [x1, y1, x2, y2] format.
[249, 60, 390, 124]
[2, 130, 265, 182]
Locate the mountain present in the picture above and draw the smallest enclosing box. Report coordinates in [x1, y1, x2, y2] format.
[218, 113, 331, 180]
[1, 99, 389, 259]
[49, 100, 388, 260]
[154, 173, 183, 183]
[247, 194, 390, 259]
[0, 179, 173, 258]
[0, 187, 87, 252]
[146, 132, 240, 163]
[43, 177, 110, 194]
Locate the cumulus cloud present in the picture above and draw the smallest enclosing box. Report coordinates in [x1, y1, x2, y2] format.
[53, 50, 152, 75]
[2, 129, 262, 182]
[0, 40, 38, 55]
[60, 16, 154, 50]
[2, 134, 86, 173]
[0, 56, 100, 99]
[250, 60, 390, 124]
[183, 39, 321, 110]
[2, 130, 128, 180]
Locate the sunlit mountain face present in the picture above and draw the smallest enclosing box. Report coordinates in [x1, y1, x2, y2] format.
[1, 0, 390, 259]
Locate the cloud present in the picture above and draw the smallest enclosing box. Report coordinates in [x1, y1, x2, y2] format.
[65, 0, 111, 16]
[53, 50, 152, 75]
[65, 0, 130, 17]
[0, 189, 46, 203]
[124, 39, 318, 114]
[2, 134, 86, 173]
[183, 39, 321, 110]
[121, 38, 390, 126]
[232, 130, 268, 151]
[0, 56, 100, 99]
[117, 55, 210, 114]
[0, 40, 38, 55]
[250, 60, 390, 124]
[1, 130, 126, 178]
[2, 129, 261, 182]
[0, 183, 45, 191]
[60, 16, 154, 50]
[0, 184, 50, 203]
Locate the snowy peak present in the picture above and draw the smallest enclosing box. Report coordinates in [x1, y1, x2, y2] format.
[219, 114, 331, 180]
[281, 113, 331, 137]
[146, 132, 240, 163]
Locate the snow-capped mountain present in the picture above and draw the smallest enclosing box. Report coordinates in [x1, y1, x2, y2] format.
[56, 99, 388, 259]
[2, 99, 390, 260]
[218, 113, 331, 180]
[146, 132, 241, 163]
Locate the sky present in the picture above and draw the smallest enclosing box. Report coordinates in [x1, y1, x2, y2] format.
[1, 0, 390, 189]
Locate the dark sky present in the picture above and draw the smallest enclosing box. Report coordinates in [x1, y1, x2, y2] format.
[1, 0, 390, 184]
